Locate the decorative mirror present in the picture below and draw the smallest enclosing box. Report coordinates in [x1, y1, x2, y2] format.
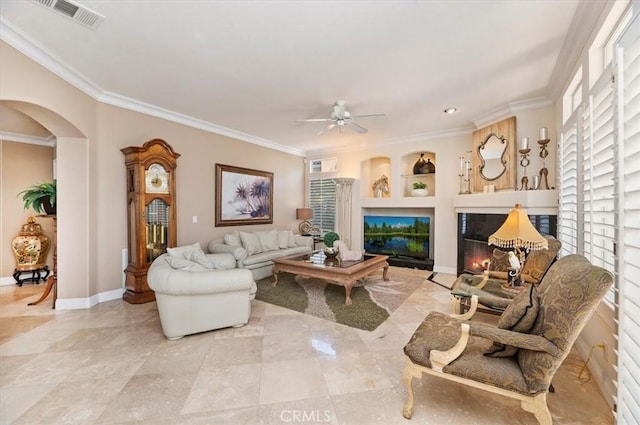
[471, 116, 516, 192]
[478, 133, 507, 181]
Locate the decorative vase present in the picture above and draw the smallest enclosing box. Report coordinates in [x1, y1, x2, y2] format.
[323, 246, 339, 257]
[413, 153, 428, 174]
[11, 217, 51, 285]
[411, 188, 428, 197]
[424, 158, 435, 173]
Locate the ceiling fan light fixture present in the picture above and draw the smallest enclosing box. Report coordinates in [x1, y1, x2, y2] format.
[444, 107, 458, 114]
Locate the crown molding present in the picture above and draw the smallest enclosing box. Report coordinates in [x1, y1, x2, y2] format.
[1, 17, 305, 157]
[306, 126, 474, 157]
[471, 97, 553, 129]
[99, 91, 305, 157]
[0, 131, 56, 146]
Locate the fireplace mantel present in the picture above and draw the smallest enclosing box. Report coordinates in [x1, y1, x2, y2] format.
[453, 189, 558, 215]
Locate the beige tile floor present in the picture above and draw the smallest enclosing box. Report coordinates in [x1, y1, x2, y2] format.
[0, 269, 614, 424]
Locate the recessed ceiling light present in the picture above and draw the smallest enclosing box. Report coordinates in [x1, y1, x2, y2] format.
[444, 108, 458, 114]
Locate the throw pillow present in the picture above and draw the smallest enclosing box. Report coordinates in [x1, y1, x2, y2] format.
[287, 230, 297, 248]
[165, 257, 209, 271]
[167, 242, 201, 259]
[187, 249, 214, 269]
[485, 284, 540, 357]
[488, 248, 510, 280]
[277, 230, 290, 249]
[521, 248, 558, 284]
[239, 231, 263, 256]
[257, 230, 279, 252]
[224, 231, 241, 247]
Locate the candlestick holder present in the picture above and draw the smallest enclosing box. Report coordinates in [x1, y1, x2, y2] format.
[459, 160, 471, 194]
[537, 139, 553, 190]
[518, 148, 531, 190]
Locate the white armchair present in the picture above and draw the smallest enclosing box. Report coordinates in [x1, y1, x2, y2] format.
[148, 253, 256, 340]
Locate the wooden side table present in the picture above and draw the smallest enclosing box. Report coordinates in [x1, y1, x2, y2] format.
[28, 215, 57, 309]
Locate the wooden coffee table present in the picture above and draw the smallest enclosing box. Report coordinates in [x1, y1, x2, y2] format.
[272, 251, 389, 305]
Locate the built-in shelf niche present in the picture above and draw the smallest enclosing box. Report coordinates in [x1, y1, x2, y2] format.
[361, 156, 391, 199]
[401, 151, 436, 197]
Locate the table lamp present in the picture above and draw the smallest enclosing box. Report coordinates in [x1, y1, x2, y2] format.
[296, 208, 314, 235]
[488, 203, 548, 285]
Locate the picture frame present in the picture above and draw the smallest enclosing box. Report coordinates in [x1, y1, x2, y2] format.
[215, 164, 273, 226]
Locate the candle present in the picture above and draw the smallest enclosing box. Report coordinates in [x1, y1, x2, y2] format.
[522, 137, 529, 149]
[459, 157, 464, 175]
[540, 127, 548, 140]
[464, 160, 470, 180]
[533, 175, 540, 189]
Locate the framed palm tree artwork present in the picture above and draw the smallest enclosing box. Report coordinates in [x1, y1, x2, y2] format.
[215, 164, 273, 226]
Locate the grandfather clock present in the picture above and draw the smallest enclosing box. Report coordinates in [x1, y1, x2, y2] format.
[121, 139, 180, 304]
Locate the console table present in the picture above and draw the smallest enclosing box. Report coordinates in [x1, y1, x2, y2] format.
[28, 215, 57, 309]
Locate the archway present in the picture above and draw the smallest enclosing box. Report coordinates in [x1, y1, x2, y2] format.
[1, 100, 90, 308]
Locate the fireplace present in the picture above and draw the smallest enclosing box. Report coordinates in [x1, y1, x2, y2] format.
[457, 213, 556, 275]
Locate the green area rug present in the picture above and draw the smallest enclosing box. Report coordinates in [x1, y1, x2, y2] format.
[255, 268, 427, 331]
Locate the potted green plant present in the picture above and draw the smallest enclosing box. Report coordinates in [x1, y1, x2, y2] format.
[17, 180, 57, 215]
[323, 231, 340, 259]
[411, 181, 428, 197]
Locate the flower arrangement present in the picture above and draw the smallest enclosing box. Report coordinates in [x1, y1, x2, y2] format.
[323, 231, 340, 247]
[412, 181, 427, 190]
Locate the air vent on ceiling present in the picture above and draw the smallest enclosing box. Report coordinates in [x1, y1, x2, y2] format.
[32, 0, 105, 30]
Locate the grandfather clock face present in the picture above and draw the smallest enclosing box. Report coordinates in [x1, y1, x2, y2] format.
[145, 163, 170, 194]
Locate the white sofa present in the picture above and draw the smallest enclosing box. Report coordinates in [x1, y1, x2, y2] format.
[208, 229, 313, 280]
[148, 250, 256, 340]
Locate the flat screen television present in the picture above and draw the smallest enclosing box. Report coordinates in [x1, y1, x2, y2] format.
[363, 215, 430, 259]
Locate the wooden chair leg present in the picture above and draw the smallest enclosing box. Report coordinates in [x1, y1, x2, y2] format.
[402, 361, 422, 419]
[521, 392, 552, 425]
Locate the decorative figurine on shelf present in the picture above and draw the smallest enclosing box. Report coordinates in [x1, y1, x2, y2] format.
[372, 175, 389, 198]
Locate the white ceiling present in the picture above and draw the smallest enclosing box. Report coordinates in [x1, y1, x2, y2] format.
[0, 0, 584, 156]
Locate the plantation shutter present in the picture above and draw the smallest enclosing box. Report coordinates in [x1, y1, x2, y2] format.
[616, 13, 640, 425]
[309, 179, 336, 233]
[584, 66, 617, 305]
[559, 119, 580, 256]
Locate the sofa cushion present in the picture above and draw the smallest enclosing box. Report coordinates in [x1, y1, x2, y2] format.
[224, 231, 241, 247]
[165, 257, 209, 271]
[277, 230, 290, 249]
[257, 230, 279, 252]
[485, 284, 539, 357]
[240, 231, 262, 255]
[287, 231, 297, 247]
[205, 253, 236, 270]
[167, 242, 201, 259]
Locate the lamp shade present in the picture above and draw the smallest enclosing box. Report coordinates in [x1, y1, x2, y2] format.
[488, 204, 548, 251]
[296, 208, 313, 220]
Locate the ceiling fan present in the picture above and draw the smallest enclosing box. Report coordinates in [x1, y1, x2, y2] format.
[296, 100, 385, 135]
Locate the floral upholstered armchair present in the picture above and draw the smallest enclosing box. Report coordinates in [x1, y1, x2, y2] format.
[451, 235, 561, 315]
[402, 254, 613, 424]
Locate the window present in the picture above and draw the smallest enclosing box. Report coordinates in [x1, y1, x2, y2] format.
[308, 157, 338, 233]
[309, 179, 335, 233]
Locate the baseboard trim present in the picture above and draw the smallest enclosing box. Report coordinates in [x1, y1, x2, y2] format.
[574, 336, 615, 411]
[55, 287, 125, 310]
[433, 265, 457, 275]
[0, 276, 16, 286]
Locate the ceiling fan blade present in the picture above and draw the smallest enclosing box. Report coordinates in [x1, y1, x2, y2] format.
[351, 113, 386, 119]
[349, 121, 368, 134]
[317, 123, 336, 136]
[296, 118, 333, 122]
